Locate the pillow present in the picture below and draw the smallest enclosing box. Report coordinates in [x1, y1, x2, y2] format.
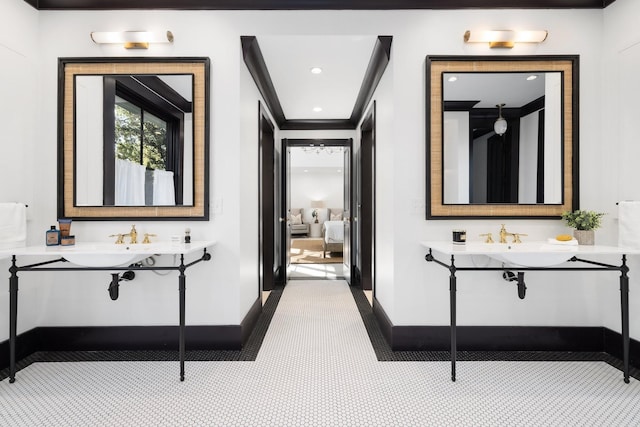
[291, 213, 302, 225]
[329, 208, 343, 221]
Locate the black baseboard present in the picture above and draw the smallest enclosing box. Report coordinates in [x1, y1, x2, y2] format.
[0, 296, 263, 371]
[241, 296, 263, 344]
[372, 296, 640, 368]
[604, 327, 640, 368]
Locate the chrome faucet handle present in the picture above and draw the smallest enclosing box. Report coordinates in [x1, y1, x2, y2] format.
[109, 233, 125, 244]
[142, 233, 156, 244]
[479, 233, 494, 243]
[512, 233, 528, 243]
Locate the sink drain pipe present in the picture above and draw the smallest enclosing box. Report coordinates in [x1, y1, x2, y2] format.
[108, 270, 136, 300]
[503, 270, 527, 299]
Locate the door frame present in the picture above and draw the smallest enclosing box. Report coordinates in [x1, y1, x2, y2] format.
[258, 102, 276, 292]
[279, 138, 353, 284]
[356, 102, 376, 293]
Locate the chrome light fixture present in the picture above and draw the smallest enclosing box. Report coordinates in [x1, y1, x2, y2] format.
[90, 31, 174, 49]
[464, 30, 547, 48]
[494, 104, 507, 136]
[302, 144, 344, 155]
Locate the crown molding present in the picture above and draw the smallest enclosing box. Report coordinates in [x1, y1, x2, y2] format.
[25, 0, 616, 10]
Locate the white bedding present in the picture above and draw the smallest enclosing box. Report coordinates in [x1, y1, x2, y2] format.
[323, 221, 344, 243]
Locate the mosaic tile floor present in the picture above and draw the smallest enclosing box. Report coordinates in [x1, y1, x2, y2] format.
[1, 280, 640, 426]
[288, 262, 344, 280]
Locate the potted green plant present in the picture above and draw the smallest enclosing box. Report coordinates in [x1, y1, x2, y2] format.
[561, 209, 606, 245]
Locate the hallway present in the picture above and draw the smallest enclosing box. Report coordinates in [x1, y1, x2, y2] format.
[1, 281, 640, 426]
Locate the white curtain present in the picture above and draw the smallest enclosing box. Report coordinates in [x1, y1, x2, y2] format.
[153, 169, 176, 206]
[115, 159, 146, 206]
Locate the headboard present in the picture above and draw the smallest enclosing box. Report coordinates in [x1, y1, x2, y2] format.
[328, 208, 344, 221]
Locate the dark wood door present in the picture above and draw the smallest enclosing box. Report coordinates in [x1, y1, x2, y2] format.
[259, 102, 276, 291]
[359, 105, 375, 291]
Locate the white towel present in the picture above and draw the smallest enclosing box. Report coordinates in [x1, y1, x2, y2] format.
[115, 159, 146, 206]
[0, 202, 27, 249]
[618, 201, 640, 249]
[153, 169, 176, 206]
[546, 237, 579, 246]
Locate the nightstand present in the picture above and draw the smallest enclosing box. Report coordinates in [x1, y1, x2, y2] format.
[309, 222, 322, 238]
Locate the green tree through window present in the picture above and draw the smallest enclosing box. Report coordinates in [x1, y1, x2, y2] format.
[115, 96, 168, 170]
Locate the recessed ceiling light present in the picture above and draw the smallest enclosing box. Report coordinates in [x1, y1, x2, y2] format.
[304, 169, 309, 173]
[337, 169, 342, 173]
[310, 67, 322, 74]
[313, 106, 323, 112]
[448, 76, 458, 82]
[526, 74, 538, 81]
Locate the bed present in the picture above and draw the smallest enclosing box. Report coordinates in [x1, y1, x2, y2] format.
[322, 220, 344, 257]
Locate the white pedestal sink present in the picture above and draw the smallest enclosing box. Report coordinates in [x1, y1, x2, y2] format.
[462, 242, 578, 267]
[2, 240, 216, 384]
[59, 244, 150, 267]
[424, 241, 579, 267]
[421, 240, 639, 384]
[0, 241, 215, 268]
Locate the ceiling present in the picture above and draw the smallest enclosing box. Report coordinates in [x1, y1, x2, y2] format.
[257, 36, 377, 120]
[444, 72, 547, 108]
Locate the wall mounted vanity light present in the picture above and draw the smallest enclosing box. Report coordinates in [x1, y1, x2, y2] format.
[494, 103, 507, 136]
[90, 31, 174, 49]
[463, 30, 548, 48]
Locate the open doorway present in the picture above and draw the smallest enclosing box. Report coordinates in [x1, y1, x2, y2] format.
[246, 35, 390, 306]
[281, 139, 352, 282]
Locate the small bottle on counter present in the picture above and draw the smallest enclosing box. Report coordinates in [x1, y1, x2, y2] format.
[46, 225, 60, 246]
[184, 228, 191, 244]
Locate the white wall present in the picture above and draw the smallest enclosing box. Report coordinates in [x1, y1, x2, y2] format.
[290, 170, 343, 214]
[543, 72, 562, 204]
[1, 6, 637, 344]
[443, 111, 470, 204]
[602, 0, 640, 338]
[389, 9, 607, 329]
[0, 0, 41, 340]
[518, 111, 539, 204]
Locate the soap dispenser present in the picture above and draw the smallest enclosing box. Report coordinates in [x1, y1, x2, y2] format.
[46, 225, 60, 246]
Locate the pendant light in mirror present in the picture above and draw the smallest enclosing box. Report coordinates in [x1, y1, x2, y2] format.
[494, 103, 507, 136]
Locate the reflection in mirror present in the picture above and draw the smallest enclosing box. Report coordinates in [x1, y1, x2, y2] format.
[59, 58, 209, 220]
[426, 55, 578, 219]
[75, 75, 193, 207]
[443, 72, 562, 205]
